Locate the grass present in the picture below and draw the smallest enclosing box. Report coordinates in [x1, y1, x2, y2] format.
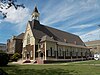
[73, 60, 100, 64]
[0, 60, 100, 75]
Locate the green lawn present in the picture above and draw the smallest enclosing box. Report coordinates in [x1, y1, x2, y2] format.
[74, 60, 100, 64]
[0, 60, 100, 75]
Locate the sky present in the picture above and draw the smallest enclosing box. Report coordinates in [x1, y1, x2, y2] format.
[0, 0, 100, 43]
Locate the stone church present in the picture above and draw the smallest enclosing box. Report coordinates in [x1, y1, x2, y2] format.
[22, 6, 91, 63]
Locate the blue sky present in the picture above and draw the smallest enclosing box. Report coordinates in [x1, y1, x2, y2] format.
[0, 0, 100, 43]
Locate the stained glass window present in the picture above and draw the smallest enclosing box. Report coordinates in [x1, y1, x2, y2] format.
[27, 34, 30, 44]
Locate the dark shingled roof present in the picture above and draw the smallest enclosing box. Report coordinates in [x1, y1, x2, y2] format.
[29, 20, 85, 46]
[16, 33, 24, 39]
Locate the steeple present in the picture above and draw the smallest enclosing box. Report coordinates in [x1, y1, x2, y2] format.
[31, 6, 40, 21]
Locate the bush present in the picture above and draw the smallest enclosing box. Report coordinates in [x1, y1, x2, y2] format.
[0, 50, 5, 53]
[11, 53, 21, 62]
[0, 52, 9, 66]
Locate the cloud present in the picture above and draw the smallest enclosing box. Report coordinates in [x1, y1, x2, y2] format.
[41, 3, 77, 25]
[2, 6, 30, 24]
[73, 32, 86, 36]
[0, 5, 30, 34]
[80, 29, 100, 42]
[80, 0, 100, 9]
[69, 21, 100, 30]
[0, 19, 2, 23]
[41, 0, 100, 26]
[0, 1, 30, 24]
[14, 19, 28, 33]
[70, 24, 94, 29]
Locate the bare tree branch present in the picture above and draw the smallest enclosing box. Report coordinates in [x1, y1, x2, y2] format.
[0, 0, 25, 19]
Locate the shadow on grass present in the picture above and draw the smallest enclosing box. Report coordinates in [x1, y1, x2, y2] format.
[0, 69, 8, 75]
[1, 65, 78, 75]
[0, 65, 18, 75]
[5, 69, 78, 75]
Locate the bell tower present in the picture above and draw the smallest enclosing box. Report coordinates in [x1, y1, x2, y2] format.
[31, 6, 40, 21]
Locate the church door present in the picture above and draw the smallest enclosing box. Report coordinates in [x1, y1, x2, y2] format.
[26, 51, 30, 60]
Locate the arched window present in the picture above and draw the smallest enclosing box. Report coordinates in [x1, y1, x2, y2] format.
[27, 34, 30, 44]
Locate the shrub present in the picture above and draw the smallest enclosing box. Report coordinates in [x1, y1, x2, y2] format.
[11, 53, 21, 62]
[0, 52, 9, 66]
[0, 50, 4, 53]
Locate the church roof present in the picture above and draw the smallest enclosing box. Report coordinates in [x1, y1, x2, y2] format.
[29, 20, 85, 46]
[16, 33, 24, 39]
[57, 41, 88, 49]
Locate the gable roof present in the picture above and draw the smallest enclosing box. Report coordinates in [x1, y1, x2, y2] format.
[16, 33, 24, 39]
[28, 20, 85, 46]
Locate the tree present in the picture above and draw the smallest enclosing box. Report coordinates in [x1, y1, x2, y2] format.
[0, 52, 9, 66]
[0, 0, 25, 19]
[11, 53, 21, 61]
[0, 50, 4, 53]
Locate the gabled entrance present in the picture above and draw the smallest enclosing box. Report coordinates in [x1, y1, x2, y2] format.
[23, 44, 34, 63]
[37, 48, 44, 64]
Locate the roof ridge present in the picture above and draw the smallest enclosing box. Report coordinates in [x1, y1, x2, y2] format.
[40, 24, 79, 37]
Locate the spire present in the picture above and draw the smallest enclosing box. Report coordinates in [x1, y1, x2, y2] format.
[31, 5, 40, 21]
[33, 6, 39, 13]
